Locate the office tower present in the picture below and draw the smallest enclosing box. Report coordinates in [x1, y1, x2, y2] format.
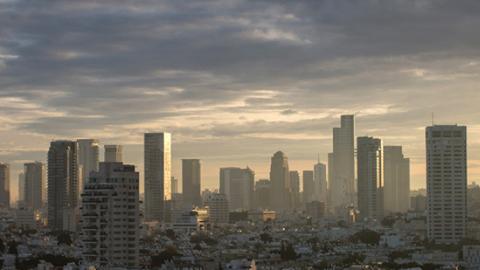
[24, 161, 45, 211]
[81, 162, 140, 268]
[182, 159, 202, 207]
[0, 163, 10, 208]
[411, 194, 427, 213]
[383, 146, 410, 213]
[314, 162, 328, 204]
[302, 170, 314, 204]
[104, 145, 123, 162]
[426, 125, 467, 243]
[18, 173, 25, 203]
[77, 139, 99, 190]
[270, 151, 291, 211]
[219, 167, 254, 211]
[306, 201, 326, 220]
[290, 171, 300, 209]
[204, 193, 229, 224]
[330, 115, 355, 212]
[254, 179, 271, 209]
[144, 132, 171, 221]
[328, 153, 334, 210]
[171, 176, 178, 195]
[48, 140, 79, 231]
[357, 137, 383, 221]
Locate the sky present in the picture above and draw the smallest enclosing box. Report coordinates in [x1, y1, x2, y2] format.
[1, 0, 480, 202]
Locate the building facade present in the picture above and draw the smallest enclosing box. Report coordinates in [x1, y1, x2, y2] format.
[77, 139, 99, 191]
[303, 170, 314, 204]
[47, 140, 79, 231]
[0, 163, 10, 208]
[426, 125, 467, 243]
[104, 145, 123, 162]
[80, 162, 140, 268]
[144, 133, 171, 221]
[220, 167, 254, 211]
[330, 115, 355, 213]
[357, 136, 384, 221]
[383, 146, 410, 213]
[314, 162, 328, 204]
[270, 151, 291, 211]
[204, 193, 229, 224]
[289, 171, 300, 209]
[24, 161, 45, 211]
[182, 159, 202, 207]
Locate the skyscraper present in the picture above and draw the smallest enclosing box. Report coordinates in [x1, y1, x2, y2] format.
[426, 125, 467, 244]
[357, 136, 383, 221]
[254, 179, 271, 209]
[302, 170, 314, 204]
[383, 146, 410, 213]
[104, 145, 123, 162]
[47, 140, 78, 231]
[24, 161, 45, 211]
[219, 167, 254, 211]
[144, 132, 171, 221]
[290, 171, 300, 209]
[270, 151, 291, 211]
[330, 115, 355, 212]
[0, 163, 10, 208]
[77, 139, 99, 190]
[81, 162, 140, 268]
[182, 159, 202, 207]
[314, 162, 328, 204]
[18, 173, 25, 203]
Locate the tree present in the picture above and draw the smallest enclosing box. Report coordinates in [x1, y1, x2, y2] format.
[260, 232, 273, 243]
[280, 242, 297, 261]
[151, 246, 181, 267]
[57, 231, 73, 246]
[350, 229, 380, 245]
[165, 229, 176, 240]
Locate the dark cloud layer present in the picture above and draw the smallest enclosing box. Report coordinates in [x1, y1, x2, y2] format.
[1, 0, 480, 194]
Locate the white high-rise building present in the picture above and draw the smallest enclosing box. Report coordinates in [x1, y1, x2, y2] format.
[104, 145, 123, 162]
[24, 161, 45, 211]
[357, 136, 383, 221]
[77, 139, 99, 191]
[314, 162, 327, 204]
[330, 115, 355, 213]
[81, 162, 140, 268]
[426, 125, 467, 244]
[144, 132, 171, 221]
[384, 146, 410, 213]
[48, 140, 78, 231]
[219, 167, 254, 211]
[204, 193, 229, 224]
[0, 163, 10, 208]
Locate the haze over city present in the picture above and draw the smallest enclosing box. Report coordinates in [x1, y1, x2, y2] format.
[2, 1, 480, 202]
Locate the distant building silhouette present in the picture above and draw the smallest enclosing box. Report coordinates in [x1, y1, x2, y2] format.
[77, 139, 99, 190]
[220, 167, 254, 211]
[204, 193, 229, 224]
[0, 163, 10, 208]
[144, 133, 171, 221]
[357, 136, 383, 221]
[289, 171, 300, 209]
[254, 179, 271, 209]
[270, 151, 291, 211]
[314, 162, 327, 204]
[104, 144, 123, 162]
[426, 125, 467, 244]
[47, 140, 78, 231]
[24, 161, 45, 211]
[302, 170, 314, 204]
[330, 115, 355, 214]
[383, 146, 410, 213]
[182, 159, 202, 207]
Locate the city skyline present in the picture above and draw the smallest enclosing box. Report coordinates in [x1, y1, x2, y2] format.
[1, 1, 480, 202]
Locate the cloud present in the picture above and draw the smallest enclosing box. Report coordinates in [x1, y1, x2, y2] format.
[1, 0, 480, 192]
